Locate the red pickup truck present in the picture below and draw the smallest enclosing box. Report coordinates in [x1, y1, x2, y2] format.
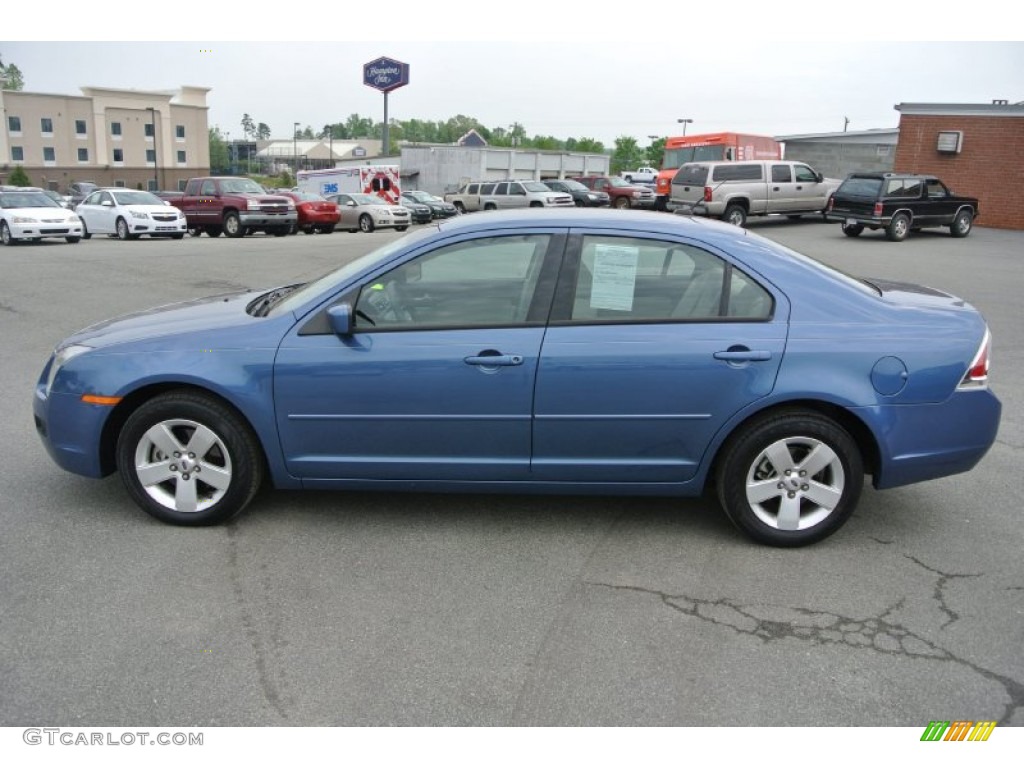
[160, 177, 297, 237]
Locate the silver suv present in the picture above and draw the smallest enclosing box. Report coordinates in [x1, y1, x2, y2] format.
[444, 180, 573, 213]
[669, 160, 840, 227]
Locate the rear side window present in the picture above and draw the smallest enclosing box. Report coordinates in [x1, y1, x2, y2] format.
[837, 177, 883, 197]
[771, 165, 792, 183]
[481, 183, 496, 194]
[712, 164, 763, 182]
[885, 179, 923, 198]
[673, 165, 708, 185]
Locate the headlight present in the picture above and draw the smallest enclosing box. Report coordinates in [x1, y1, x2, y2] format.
[287, 203, 296, 211]
[632, 191, 643, 197]
[46, 344, 92, 396]
[247, 200, 261, 210]
[588, 194, 600, 200]
[11, 215, 38, 224]
[68, 214, 81, 223]
[129, 210, 149, 220]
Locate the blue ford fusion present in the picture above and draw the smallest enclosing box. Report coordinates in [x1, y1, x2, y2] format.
[33, 209, 1000, 546]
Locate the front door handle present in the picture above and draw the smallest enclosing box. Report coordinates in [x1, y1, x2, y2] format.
[464, 352, 524, 367]
[714, 349, 772, 362]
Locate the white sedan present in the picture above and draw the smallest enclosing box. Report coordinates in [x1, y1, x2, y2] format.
[76, 189, 187, 241]
[0, 188, 84, 245]
[326, 192, 411, 233]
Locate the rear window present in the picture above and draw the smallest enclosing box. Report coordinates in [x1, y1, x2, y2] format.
[673, 165, 708, 185]
[712, 164, 763, 182]
[837, 177, 883, 197]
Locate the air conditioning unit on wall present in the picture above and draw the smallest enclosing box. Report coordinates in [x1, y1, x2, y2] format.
[937, 130, 964, 154]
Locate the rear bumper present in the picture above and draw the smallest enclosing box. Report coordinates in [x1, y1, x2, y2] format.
[857, 389, 1002, 489]
[827, 212, 888, 228]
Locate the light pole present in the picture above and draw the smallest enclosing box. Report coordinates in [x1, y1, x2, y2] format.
[293, 122, 300, 177]
[677, 118, 693, 136]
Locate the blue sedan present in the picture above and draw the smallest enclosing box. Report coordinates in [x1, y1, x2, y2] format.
[33, 210, 1000, 546]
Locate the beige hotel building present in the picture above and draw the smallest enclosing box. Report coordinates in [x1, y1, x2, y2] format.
[0, 85, 211, 192]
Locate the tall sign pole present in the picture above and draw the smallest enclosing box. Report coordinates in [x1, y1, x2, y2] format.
[363, 57, 410, 157]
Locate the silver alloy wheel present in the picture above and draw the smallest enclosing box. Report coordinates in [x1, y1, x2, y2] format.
[744, 436, 845, 531]
[0, 222, 11, 245]
[953, 211, 972, 236]
[116, 218, 129, 240]
[133, 418, 233, 514]
[891, 215, 909, 240]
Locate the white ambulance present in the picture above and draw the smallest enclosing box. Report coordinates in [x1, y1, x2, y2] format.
[296, 166, 401, 204]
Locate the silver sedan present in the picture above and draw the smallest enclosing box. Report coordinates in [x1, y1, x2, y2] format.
[326, 193, 412, 233]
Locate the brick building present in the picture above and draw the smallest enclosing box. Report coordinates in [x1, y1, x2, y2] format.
[894, 102, 1024, 230]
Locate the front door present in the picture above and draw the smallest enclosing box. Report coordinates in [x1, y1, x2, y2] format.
[274, 232, 563, 481]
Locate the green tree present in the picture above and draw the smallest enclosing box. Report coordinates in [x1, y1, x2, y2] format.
[240, 113, 256, 140]
[7, 165, 31, 185]
[508, 122, 527, 148]
[0, 55, 24, 90]
[257, 123, 271, 140]
[646, 137, 666, 168]
[611, 136, 644, 174]
[208, 127, 229, 173]
[574, 138, 605, 154]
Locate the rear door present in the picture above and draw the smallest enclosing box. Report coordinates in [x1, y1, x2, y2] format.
[532, 231, 788, 483]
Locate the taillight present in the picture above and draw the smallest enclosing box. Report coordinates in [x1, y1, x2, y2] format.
[958, 328, 991, 390]
[704, 187, 713, 203]
[873, 202, 883, 217]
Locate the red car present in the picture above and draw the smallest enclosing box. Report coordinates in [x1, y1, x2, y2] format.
[276, 190, 341, 234]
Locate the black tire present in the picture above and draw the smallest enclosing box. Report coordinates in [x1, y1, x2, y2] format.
[453, 201, 466, 214]
[885, 212, 910, 242]
[320, 225, 335, 234]
[115, 217, 131, 241]
[65, 236, 81, 244]
[206, 228, 222, 238]
[575, 199, 586, 207]
[483, 203, 497, 211]
[272, 227, 288, 237]
[170, 233, 185, 240]
[81, 221, 92, 240]
[359, 214, 375, 233]
[612, 196, 630, 209]
[723, 204, 747, 227]
[842, 223, 864, 237]
[529, 201, 543, 208]
[715, 410, 864, 547]
[302, 225, 314, 235]
[223, 211, 244, 238]
[0, 221, 16, 246]
[116, 391, 264, 526]
[187, 226, 202, 237]
[950, 209, 973, 238]
[395, 226, 408, 232]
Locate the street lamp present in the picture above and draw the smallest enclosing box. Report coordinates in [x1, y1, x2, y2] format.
[677, 118, 693, 136]
[293, 122, 300, 177]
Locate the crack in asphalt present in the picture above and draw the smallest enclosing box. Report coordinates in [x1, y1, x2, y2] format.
[902, 554, 982, 629]
[587, 581, 1024, 723]
[995, 438, 1024, 451]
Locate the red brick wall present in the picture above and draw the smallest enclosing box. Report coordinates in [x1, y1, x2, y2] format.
[894, 114, 1024, 230]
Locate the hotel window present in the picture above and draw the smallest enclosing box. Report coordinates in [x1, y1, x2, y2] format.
[75, 119, 88, 137]
[111, 122, 122, 137]
[177, 150, 187, 163]
[77, 148, 89, 162]
[8, 116, 22, 134]
[43, 147, 56, 164]
[145, 123, 154, 138]
[113, 148, 124, 163]
[176, 125, 186, 140]
[11, 146, 24, 162]
[41, 118, 54, 135]
[146, 149, 156, 163]
[147, 179, 158, 192]
[114, 180, 126, 188]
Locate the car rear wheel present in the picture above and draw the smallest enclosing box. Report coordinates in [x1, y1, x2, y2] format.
[0, 222, 16, 246]
[716, 410, 863, 547]
[359, 214, 375, 233]
[187, 226, 202, 237]
[950, 210, 973, 238]
[885, 212, 910, 242]
[116, 391, 264, 526]
[842, 223, 864, 237]
[723, 204, 747, 227]
[223, 212, 244, 238]
[206, 228, 222, 238]
[320, 225, 335, 234]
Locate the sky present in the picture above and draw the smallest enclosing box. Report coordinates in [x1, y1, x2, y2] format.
[2, 3, 1022, 148]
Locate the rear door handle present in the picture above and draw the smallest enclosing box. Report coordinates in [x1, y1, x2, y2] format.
[464, 353, 523, 367]
[714, 349, 772, 362]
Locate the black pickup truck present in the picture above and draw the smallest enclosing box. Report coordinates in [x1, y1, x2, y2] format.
[827, 172, 978, 242]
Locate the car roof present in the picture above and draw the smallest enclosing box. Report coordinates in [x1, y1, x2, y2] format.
[847, 172, 937, 181]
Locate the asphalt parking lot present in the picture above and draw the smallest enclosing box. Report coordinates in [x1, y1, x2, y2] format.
[1, 216, 1021, 727]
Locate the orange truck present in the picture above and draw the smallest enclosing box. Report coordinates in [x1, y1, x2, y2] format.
[654, 132, 781, 210]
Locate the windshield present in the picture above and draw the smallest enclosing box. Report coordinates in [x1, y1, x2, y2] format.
[111, 190, 164, 206]
[662, 145, 727, 168]
[219, 178, 267, 195]
[295, 191, 326, 202]
[270, 227, 437, 316]
[523, 182, 550, 192]
[555, 180, 586, 191]
[347, 193, 384, 205]
[0, 192, 60, 209]
[407, 191, 440, 203]
[608, 177, 636, 188]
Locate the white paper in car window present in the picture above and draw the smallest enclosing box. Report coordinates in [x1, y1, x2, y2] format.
[590, 245, 638, 311]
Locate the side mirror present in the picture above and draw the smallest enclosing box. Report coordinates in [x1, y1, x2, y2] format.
[816, 172, 824, 183]
[101, 200, 114, 207]
[327, 304, 354, 336]
[346, 201, 357, 207]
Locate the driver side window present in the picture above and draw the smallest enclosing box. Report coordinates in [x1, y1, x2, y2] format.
[353, 235, 553, 331]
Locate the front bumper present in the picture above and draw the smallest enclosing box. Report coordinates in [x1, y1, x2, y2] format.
[33, 371, 111, 479]
[240, 212, 298, 228]
[9, 220, 84, 239]
[128, 217, 187, 235]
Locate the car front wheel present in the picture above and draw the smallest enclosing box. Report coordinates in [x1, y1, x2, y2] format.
[115, 217, 131, 241]
[116, 391, 264, 526]
[715, 410, 863, 547]
[223, 212, 244, 238]
[359, 214, 375, 233]
[950, 210, 973, 238]
[1, 221, 18, 245]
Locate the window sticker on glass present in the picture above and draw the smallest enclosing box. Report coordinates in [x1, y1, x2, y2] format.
[590, 245, 639, 311]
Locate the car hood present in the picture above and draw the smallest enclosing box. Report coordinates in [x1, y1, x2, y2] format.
[61, 289, 265, 350]
[6, 206, 78, 219]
